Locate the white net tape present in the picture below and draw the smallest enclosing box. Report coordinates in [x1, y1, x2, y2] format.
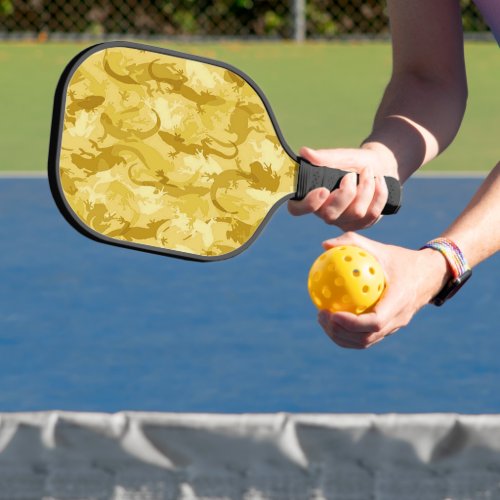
[0, 412, 500, 499]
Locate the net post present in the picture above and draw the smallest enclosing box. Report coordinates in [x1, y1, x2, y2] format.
[292, 0, 306, 42]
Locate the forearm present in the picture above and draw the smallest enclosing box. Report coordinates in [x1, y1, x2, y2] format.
[418, 162, 500, 303]
[362, 73, 467, 182]
[441, 162, 500, 267]
[361, 0, 467, 183]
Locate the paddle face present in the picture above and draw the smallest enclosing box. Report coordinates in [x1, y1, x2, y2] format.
[49, 41, 298, 261]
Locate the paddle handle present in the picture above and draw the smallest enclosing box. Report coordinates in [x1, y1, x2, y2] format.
[293, 157, 402, 215]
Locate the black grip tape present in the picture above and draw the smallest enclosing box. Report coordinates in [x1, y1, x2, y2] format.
[293, 157, 402, 215]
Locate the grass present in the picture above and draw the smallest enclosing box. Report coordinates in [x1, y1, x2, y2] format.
[0, 40, 497, 172]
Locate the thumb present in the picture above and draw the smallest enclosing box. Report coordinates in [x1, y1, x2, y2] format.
[299, 146, 324, 165]
[322, 231, 367, 250]
[299, 147, 366, 170]
[300, 146, 343, 167]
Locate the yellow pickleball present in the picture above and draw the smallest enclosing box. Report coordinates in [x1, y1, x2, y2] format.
[308, 245, 385, 314]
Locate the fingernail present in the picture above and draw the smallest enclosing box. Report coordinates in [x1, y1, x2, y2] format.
[318, 189, 329, 200]
[340, 173, 353, 186]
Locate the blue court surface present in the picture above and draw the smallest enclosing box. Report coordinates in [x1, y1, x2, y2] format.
[0, 176, 498, 413]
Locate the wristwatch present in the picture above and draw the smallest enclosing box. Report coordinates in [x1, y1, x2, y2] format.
[421, 238, 472, 306]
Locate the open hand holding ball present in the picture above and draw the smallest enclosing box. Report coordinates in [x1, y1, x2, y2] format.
[308, 245, 385, 314]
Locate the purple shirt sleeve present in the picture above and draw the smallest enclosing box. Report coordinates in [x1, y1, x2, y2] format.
[473, 0, 500, 45]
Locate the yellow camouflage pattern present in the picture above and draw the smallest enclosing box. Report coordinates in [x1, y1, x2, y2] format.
[58, 46, 298, 258]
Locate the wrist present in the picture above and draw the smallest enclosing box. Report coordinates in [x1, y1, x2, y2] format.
[361, 141, 399, 178]
[418, 248, 453, 302]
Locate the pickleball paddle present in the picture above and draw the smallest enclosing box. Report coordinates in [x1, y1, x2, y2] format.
[48, 41, 401, 261]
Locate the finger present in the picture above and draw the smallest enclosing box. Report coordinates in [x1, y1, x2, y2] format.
[327, 325, 380, 349]
[319, 311, 370, 349]
[385, 328, 400, 337]
[363, 174, 389, 224]
[321, 324, 365, 349]
[330, 316, 390, 349]
[373, 174, 389, 213]
[319, 309, 392, 349]
[322, 170, 390, 231]
[288, 187, 330, 216]
[315, 172, 357, 224]
[330, 336, 365, 349]
[299, 147, 391, 228]
[332, 295, 401, 339]
[328, 167, 385, 231]
[330, 311, 385, 335]
[343, 164, 376, 221]
[364, 335, 386, 348]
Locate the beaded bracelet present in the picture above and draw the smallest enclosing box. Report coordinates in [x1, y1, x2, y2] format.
[421, 238, 470, 278]
[420, 238, 472, 306]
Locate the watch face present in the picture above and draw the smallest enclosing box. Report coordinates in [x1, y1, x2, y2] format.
[432, 269, 472, 306]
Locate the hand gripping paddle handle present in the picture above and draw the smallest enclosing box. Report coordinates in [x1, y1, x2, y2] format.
[293, 157, 402, 215]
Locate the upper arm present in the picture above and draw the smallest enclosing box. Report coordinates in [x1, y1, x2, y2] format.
[387, 0, 467, 87]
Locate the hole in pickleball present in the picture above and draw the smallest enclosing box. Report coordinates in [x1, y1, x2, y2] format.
[344, 256, 352, 262]
[369, 267, 375, 275]
[356, 306, 365, 314]
[378, 284, 382, 291]
[352, 269, 360, 277]
[313, 271, 321, 282]
[359, 251, 366, 257]
[334, 277, 344, 286]
[322, 286, 332, 299]
[342, 295, 351, 304]
[327, 264, 335, 272]
[362, 285, 369, 293]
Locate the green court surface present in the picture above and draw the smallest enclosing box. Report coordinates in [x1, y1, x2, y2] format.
[0, 41, 497, 172]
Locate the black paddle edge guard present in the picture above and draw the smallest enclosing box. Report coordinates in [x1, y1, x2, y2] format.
[293, 157, 402, 215]
[48, 41, 298, 262]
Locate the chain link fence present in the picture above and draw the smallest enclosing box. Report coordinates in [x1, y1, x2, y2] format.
[0, 0, 491, 40]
